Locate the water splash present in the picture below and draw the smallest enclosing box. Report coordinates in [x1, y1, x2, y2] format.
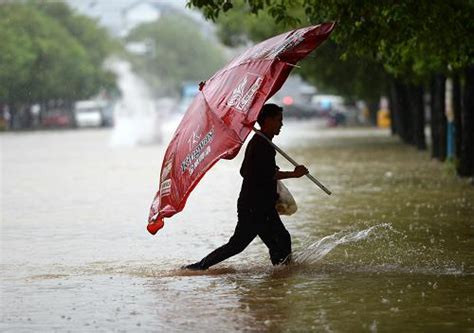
[105, 58, 166, 146]
[294, 223, 395, 265]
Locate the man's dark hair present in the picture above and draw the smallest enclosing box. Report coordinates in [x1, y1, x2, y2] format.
[257, 103, 283, 127]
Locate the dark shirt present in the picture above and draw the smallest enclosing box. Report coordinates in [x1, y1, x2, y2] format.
[238, 133, 279, 211]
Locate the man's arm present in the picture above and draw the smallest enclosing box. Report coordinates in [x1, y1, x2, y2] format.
[275, 165, 308, 180]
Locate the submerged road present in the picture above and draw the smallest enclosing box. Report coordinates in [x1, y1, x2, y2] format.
[1, 120, 473, 331]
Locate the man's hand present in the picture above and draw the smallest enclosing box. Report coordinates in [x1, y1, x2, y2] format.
[275, 165, 309, 180]
[293, 165, 309, 178]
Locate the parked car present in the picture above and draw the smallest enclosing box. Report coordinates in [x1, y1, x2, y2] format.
[41, 109, 71, 128]
[283, 100, 323, 118]
[310, 94, 345, 117]
[74, 100, 106, 128]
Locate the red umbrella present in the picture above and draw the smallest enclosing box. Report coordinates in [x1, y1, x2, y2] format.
[147, 23, 335, 235]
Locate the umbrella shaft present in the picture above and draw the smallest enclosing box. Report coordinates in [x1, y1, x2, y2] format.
[252, 127, 332, 195]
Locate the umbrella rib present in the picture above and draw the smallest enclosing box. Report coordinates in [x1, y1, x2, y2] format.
[206, 58, 292, 85]
[200, 92, 244, 145]
[275, 57, 300, 68]
[173, 94, 243, 216]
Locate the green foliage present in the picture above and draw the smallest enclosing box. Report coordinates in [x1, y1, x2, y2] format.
[35, 1, 119, 66]
[0, 1, 118, 104]
[126, 14, 226, 96]
[188, 0, 474, 82]
[298, 41, 388, 102]
[0, 4, 90, 101]
[0, 6, 36, 102]
[34, 1, 119, 96]
[212, 2, 286, 46]
[189, 0, 387, 102]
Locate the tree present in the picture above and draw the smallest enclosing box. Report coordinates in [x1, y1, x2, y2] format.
[207, 1, 389, 123]
[188, 1, 472, 72]
[126, 14, 227, 96]
[0, 6, 36, 104]
[187, 0, 474, 177]
[0, 4, 95, 103]
[0, 2, 119, 129]
[34, 1, 119, 97]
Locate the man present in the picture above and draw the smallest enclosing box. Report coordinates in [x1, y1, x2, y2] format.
[184, 103, 308, 270]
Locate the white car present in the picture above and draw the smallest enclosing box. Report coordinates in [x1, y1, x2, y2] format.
[74, 100, 105, 127]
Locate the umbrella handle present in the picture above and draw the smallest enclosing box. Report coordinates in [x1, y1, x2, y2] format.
[252, 127, 332, 195]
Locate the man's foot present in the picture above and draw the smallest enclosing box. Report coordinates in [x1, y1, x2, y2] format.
[181, 262, 206, 270]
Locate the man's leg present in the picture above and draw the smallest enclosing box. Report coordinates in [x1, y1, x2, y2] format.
[185, 221, 257, 270]
[257, 210, 292, 266]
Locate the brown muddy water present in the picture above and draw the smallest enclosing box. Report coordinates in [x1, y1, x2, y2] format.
[1, 120, 473, 332]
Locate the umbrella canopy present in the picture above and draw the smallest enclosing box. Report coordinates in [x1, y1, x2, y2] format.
[147, 23, 335, 235]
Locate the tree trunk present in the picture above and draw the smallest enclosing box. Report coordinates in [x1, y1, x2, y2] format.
[65, 100, 75, 128]
[23, 104, 33, 129]
[391, 79, 412, 144]
[408, 84, 426, 150]
[430, 74, 447, 161]
[459, 65, 474, 177]
[367, 100, 378, 126]
[389, 80, 399, 136]
[452, 73, 463, 172]
[388, 80, 398, 135]
[9, 104, 18, 130]
[38, 101, 46, 128]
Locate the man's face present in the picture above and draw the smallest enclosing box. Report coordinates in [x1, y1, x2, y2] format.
[264, 112, 283, 136]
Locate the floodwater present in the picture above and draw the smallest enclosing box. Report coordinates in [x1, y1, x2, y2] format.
[1, 121, 474, 332]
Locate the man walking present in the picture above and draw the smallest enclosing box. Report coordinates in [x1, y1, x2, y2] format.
[184, 104, 308, 270]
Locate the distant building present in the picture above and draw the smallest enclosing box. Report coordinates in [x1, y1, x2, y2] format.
[65, 0, 215, 39]
[121, 1, 160, 36]
[120, 1, 182, 37]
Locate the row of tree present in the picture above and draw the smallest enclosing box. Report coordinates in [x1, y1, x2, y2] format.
[0, 1, 117, 129]
[187, 0, 474, 179]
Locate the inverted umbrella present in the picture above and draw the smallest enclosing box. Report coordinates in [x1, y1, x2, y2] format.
[147, 23, 335, 235]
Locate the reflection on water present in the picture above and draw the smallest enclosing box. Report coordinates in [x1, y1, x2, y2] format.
[1, 121, 473, 331]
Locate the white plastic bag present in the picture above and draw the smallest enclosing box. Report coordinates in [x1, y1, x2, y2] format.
[275, 180, 297, 215]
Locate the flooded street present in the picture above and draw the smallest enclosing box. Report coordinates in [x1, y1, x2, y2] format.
[1, 122, 474, 332]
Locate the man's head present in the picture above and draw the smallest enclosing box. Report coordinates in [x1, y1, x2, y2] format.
[257, 103, 283, 137]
